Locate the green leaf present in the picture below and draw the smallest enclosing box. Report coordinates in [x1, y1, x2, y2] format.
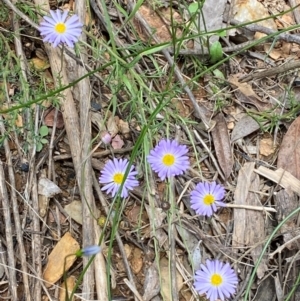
[39, 125, 49, 137]
[188, 3, 199, 14]
[217, 30, 226, 37]
[36, 142, 43, 152]
[213, 69, 225, 80]
[209, 41, 223, 64]
[40, 138, 48, 144]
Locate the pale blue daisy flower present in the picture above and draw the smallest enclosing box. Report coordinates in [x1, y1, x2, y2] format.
[190, 182, 226, 217]
[99, 158, 139, 198]
[194, 259, 238, 301]
[76, 245, 101, 257]
[39, 10, 83, 48]
[147, 139, 189, 180]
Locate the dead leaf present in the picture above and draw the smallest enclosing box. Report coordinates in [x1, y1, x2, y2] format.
[211, 113, 233, 179]
[118, 119, 130, 137]
[231, 115, 260, 142]
[143, 263, 160, 301]
[107, 114, 119, 137]
[38, 177, 61, 198]
[176, 224, 201, 270]
[233, 162, 268, 278]
[171, 98, 191, 117]
[43, 232, 79, 286]
[229, 74, 273, 111]
[277, 115, 300, 179]
[159, 257, 183, 301]
[30, 57, 50, 71]
[111, 134, 124, 149]
[260, 137, 275, 157]
[144, 204, 167, 248]
[44, 107, 64, 129]
[59, 276, 76, 301]
[264, 44, 281, 60]
[64, 201, 83, 225]
[130, 247, 143, 274]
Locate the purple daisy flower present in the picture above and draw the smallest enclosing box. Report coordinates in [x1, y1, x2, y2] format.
[190, 182, 225, 217]
[194, 259, 238, 301]
[147, 139, 189, 180]
[99, 158, 139, 198]
[39, 10, 83, 48]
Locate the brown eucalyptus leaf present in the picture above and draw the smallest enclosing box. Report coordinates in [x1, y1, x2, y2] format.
[143, 263, 160, 301]
[277, 115, 300, 179]
[229, 74, 272, 111]
[211, 113, 233, 179]
[231, 115, 260, 142]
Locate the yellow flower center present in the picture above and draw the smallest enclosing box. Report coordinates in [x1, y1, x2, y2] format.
[55, 22, 67, 34]
[211, 273, 223, 286]
[162, 154, 175, 166]
[203, 194, 215, 205]
[113, 173, 124, 184]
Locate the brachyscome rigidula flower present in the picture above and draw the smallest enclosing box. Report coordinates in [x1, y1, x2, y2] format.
[99, 158, 139, 198]
[38, 10, 83, 48]
[190, 182, 225, 217]
[147, 139, 189, 180]
[194, 259, 238, 301]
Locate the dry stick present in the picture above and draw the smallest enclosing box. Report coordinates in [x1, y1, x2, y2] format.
[92, 174, 136, 299]
[0, 117, 31, 301]
[269, 234, 300, 258]
[238, 60, 300, 83]
[193, 130, 226, 180]
[76, 0, 95, 298]
[47, 108, 59, 179]
[226, 204, 276, 212]
[289, 1, 300, 24]
[0, 26, 32, 301]
[31, 175, 42, 301]
[230, 19, 300, 44]
[94, 219, 109, 301]
[169, 177, 179, 301]
[123, 279, 145, 301]
[0, 163, 18, 300]
[126, 0, 212, 130]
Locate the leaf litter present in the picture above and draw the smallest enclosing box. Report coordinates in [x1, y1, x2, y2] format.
[1, 0, 300, 300]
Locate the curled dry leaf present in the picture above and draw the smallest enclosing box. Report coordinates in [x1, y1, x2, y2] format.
[38, 177, 61, 198]
[229, 74, 273, 111]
